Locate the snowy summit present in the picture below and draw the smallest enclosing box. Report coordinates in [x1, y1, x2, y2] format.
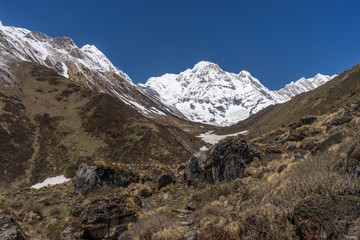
[142, 61, 337, 126]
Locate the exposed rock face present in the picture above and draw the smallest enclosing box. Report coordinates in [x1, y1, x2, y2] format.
[73, 164, 136, 195]
[0, 209, 25, 240]
[71, 196, 137, 239]
[203, 137, 261, 183]
[188, 151, 206, 179]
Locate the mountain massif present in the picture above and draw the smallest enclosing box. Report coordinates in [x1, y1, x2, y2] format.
[0, 21, 359, 240]
[141, 61, 336, 126]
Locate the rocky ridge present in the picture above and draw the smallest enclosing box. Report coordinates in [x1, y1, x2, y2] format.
[0, 21, 184, 119]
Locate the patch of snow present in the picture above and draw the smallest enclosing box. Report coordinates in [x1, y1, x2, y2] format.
[197, 130, 248, 145]
[150, 107, 166, 115]
[199, 145, 209, 151]
[62, 62, 69, 78]
[127, 99, 150, 115]
[31, 175, 71, 189]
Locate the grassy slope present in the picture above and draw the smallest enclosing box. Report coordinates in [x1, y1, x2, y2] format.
[0, 62, 202, 190]
[219, 63, 360, 136]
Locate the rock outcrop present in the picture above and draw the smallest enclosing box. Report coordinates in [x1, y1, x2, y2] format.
[189, 136, 261, 184]
[0, 209, 25, 240]
[71, 196, 138, 239]
[204, 137, 261, 183]
[73, 164, 137, 195]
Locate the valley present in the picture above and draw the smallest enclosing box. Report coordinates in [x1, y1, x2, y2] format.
[0, 21, 359, 240]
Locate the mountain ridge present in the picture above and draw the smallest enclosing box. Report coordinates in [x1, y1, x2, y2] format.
[0, 21, 189, 121]
[142, 61, 336, 126]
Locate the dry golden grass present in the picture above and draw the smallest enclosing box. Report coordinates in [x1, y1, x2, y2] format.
[152, 227, 184, 240]
[118, 207, 179, 240]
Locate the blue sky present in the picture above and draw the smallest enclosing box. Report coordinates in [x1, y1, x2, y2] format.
[0, 0, 359, 89]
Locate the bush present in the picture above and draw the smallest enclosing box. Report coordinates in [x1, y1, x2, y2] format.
[279, 153, 360, 201]
[65, 162, 79, 178]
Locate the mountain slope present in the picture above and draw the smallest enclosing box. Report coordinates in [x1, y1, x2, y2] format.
[0, 61, 203, 190]
[141, 61, 287, 126]
[223, 63, 360, 136]
[0, 21, 186, 120]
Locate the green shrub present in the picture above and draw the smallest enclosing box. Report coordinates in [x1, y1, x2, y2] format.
[65, 162, 79, 178]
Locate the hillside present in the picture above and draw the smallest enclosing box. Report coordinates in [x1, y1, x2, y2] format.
[0, 61, 203, 191]
[0, 21, 359, 240]
[0, 59, 359, 239]
[221, 63, 360, 136]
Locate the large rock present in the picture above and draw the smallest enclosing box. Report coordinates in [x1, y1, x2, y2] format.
[203, 137, 261, 183]
[142, 169, 176, 190]
[0, 209, 25, 240]
[71, 196, 138, 239]
[188, 151, 206, 179]
[73, 164, 136, 195]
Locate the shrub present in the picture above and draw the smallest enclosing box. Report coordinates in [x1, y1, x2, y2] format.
[65, 162, 79, 178]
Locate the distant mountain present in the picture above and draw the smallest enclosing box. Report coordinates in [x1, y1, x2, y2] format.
[276, 73, 337, 100]
[0, 21, 183, 119]
[141, 61, 336, 126]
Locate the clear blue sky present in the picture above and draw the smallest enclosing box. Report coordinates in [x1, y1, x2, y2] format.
[0, 0, 359, 89]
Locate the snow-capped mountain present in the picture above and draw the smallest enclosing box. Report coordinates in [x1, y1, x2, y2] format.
[0, 21, 181, 118]
[0, 21, 130, 84]
[141, 61, 288, 126]
[276, 73, 337, 100]
[141, 61, 336, 126]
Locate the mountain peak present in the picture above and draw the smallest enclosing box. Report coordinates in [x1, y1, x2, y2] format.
[81, 44, 101, 54]
[143, 62, 283, 126]
[238, 70, 251, 78]
[193, 61, 220, 70]
[276, 73, 337, 99]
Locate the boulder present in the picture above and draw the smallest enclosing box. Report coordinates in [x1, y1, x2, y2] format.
[186, 198, 196, 211]
[0, 209, 25, 240]
[157, 173, 175, 190]
[189, 151, 206, 178]
[71, 196, 137, 239]
[142, 169, 176, 190]
[73, 164, 136, 195]
[139, 188, 152, 198]
[203, 137, 261, 183]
